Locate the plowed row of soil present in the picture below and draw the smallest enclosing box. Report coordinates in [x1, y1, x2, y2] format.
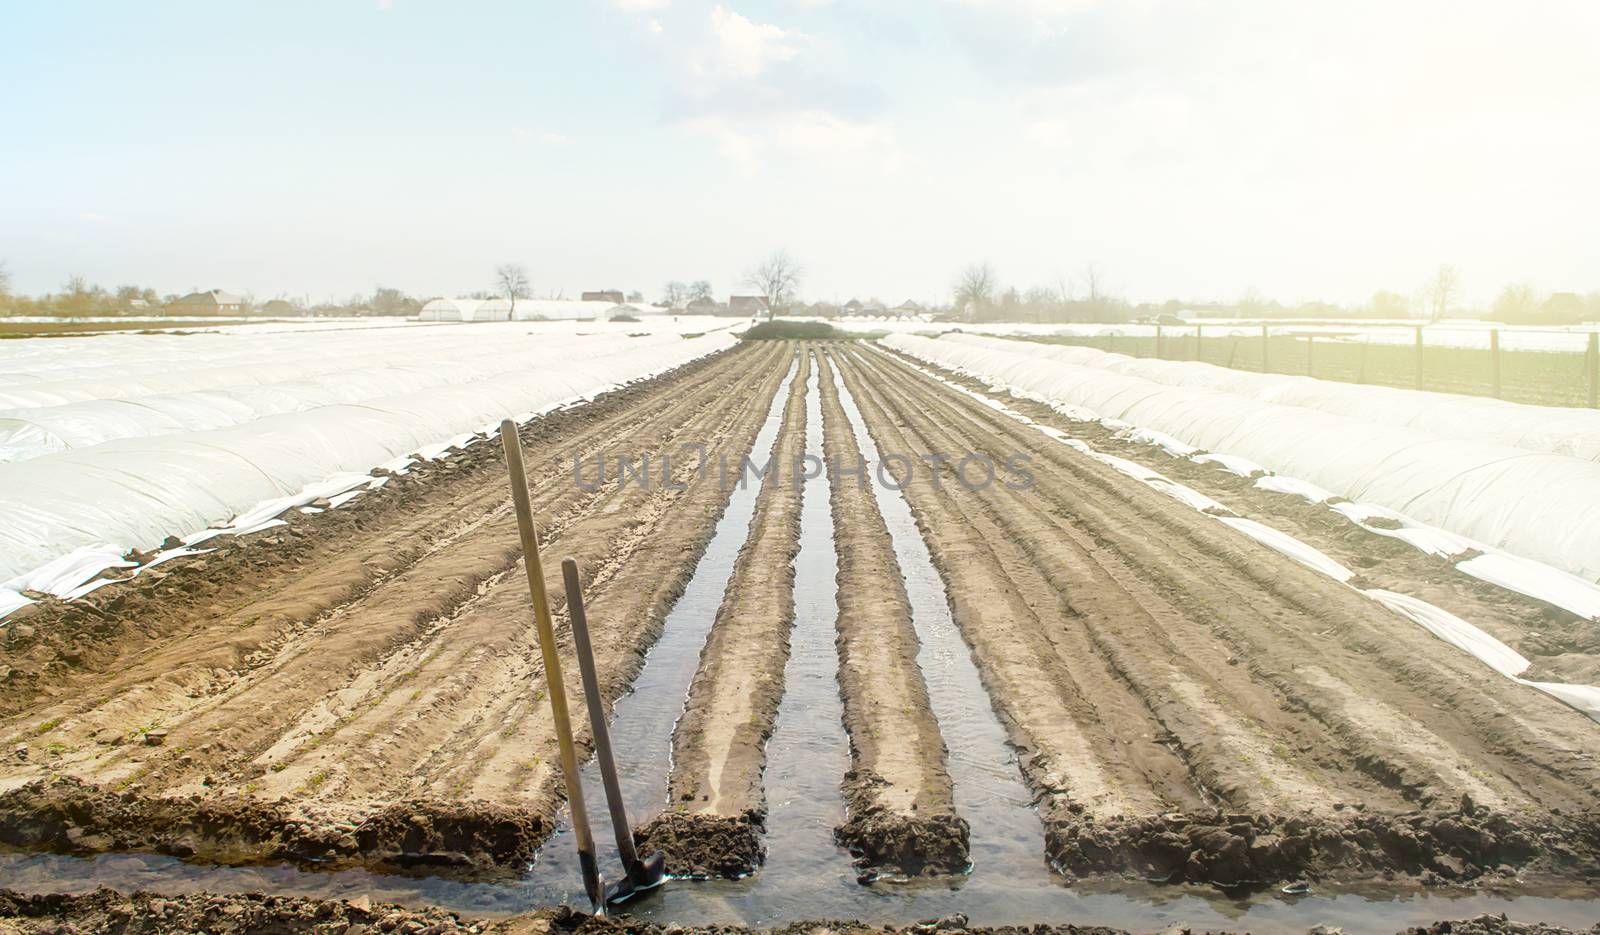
[901, 347, 1600, 689]
[0, 341, 792, 873]
[831, 344, 1600, 888]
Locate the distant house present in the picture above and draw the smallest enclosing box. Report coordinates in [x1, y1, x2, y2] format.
[127, 298, 150, 310]
[685, 296, 722, 315]
[891, 300, 924, 318]
[729, 295, 771, 317]
[260, 299, 299, 316]
[167, 289, 245, 315]
[582, 290, 625, 304]
[843, 299, 864, 315]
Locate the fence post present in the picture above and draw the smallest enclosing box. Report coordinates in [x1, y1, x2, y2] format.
[1194, 323, 1203, 362]
[1156, 324, 1164, 358]
[1490, 330, 1502, 398]
[1415, 326, 1425, 390]
[1589, 333, 1598, 408]
[1307, 334, 1316, 378]
[1261, 324, 1270, 372]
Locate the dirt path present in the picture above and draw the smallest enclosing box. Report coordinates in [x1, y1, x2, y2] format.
[637, 349, 811, 879]
[832, 344, 1600, 887]
[815, 350, 967, 879]
[0, 341, 792, 872]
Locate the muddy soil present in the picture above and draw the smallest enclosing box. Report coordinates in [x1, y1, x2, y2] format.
[0, 342, 792, 873]
[1, 888, 1596, 935]
[903, 356, 1600, 688]
[830, 344, 1600, 888]
[815, 351, 968, 880]
[636, 350, 810, 878]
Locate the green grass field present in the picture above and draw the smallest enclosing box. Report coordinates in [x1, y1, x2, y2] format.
[1016, 333, 1599, 409]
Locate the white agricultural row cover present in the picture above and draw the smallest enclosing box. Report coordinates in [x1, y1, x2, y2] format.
[882, 333, 1600, 588]
[943, 334, 1600, 462]
[818, 317, 1600, 353]
[0, 321, 719, 458]
[0, 321, 737, 613]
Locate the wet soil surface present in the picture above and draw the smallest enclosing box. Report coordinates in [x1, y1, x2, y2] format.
[816, 352, 968, 880]
[831, 344, 1600, 888]
[1, 888, 1597, 935]
[0, 342, 792, 873]
[4, 339, 1600, 932]
[636, 352, 810, 878]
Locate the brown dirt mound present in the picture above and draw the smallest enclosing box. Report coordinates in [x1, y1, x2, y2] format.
[0, 887, 487, 933]
[4, 890, 1599, 935]
[634, 811, 764, 880]
[0, 777, 548, 873]
[1045, 804, 1600, 887]
[836, 769, 970, 882]
[1400, 915, 1600, 935]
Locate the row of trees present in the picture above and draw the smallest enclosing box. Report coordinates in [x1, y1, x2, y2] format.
[654, 251, 806, 312]
[953, 261, 1134, 323]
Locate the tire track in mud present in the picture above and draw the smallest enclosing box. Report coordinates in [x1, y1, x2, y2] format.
[833, 345, 1600, 888]
[0, 341, 794, 872]
[815, 350, 968, 880]
[636, 349, 811, 879]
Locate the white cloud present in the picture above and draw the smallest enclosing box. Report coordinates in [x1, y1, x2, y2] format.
[685, 110, 899, 176]
[703, 6, 803, 78]
[541, 132, 570, 145]
[613, 0, 669, 10]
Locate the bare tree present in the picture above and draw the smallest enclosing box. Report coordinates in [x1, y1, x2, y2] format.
[662, 281, 689, 306]
[494, 263, 531, 315]
[953, 262, 997, 318]
[688, 279, 714, 303]
[1080, 262, 1106, 306]
[0, 260, 11, 298]
[1427, 264, 1457, 322]
[1491, 282, 1542, 323]
[744, 249, 803, 313]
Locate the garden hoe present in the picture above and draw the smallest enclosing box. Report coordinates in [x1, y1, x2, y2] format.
[562, 558, 669, 904]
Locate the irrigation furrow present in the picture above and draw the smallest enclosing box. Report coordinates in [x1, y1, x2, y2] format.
[815, 350, 967, 880]
[523, 348, 803, 901]
[635, 349, 811, 879]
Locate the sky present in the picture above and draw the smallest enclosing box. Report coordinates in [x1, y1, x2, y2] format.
[2, 0, 1598, 308]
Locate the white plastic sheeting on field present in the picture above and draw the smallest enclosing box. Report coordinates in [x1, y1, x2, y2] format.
[883, 333, 1600, 586]
[942, 334, 1600, 462]
[0, 324, 713, 460]
[0, 322, 736, 611]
